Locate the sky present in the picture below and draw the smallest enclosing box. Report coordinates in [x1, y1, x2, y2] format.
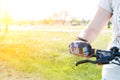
[1, 0, 100, 20]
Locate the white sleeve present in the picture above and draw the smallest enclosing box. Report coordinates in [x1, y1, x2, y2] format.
[99, 0, 112, 13]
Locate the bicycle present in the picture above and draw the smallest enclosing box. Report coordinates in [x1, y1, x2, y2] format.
[75, 47, 120, 66]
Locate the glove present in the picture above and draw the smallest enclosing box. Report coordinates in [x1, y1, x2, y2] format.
[69, 39, 92, 57]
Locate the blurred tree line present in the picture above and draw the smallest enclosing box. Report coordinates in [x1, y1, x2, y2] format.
[1, 17, 89, 26]
[1, 11, 89, 27]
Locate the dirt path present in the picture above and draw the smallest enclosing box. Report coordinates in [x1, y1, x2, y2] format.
[8, 26, 112, 32]
[0, 61, 44, 80]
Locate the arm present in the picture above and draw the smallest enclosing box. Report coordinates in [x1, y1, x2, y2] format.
[78, 7, 112, 43]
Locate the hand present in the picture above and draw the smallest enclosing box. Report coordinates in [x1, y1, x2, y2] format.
[69, 40, 92, 57]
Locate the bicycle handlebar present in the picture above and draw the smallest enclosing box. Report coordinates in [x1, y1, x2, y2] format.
[76, 47, 120, 66]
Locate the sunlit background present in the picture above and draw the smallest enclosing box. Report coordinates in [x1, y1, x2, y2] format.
[1, 0, 100, 20]
[0, 0, 112, 80]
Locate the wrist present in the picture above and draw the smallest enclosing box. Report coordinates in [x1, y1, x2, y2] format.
[76, 37, 88, 42]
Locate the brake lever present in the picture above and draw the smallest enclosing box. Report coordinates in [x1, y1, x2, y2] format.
[76, 59, 97, 66]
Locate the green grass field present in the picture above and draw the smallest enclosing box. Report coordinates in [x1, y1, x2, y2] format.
[0, 29, 112, 80]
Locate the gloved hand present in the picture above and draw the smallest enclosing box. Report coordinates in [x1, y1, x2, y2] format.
[69, 39, 92, 57]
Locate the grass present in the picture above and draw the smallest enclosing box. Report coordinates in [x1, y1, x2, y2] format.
[0, 28, 112, 80]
